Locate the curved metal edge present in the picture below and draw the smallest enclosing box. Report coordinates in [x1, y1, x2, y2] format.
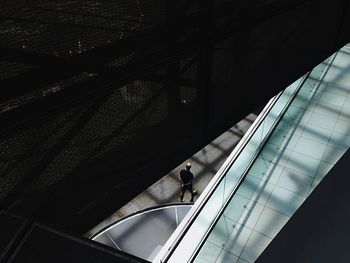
[90, 202, 193, 240]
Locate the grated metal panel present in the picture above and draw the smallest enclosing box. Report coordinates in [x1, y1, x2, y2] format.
[0, 61, 36, 80]
[0, 73, 94, 113]
[0, 101, 92, 197]
[0, 0, 165, 57]
[25, 79, 167, 191]
[179, 56, 197, 104]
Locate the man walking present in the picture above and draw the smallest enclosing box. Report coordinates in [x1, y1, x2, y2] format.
[179, 162, 196, 202]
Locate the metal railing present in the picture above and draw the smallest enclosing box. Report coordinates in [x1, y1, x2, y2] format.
[156, 73, 310, 263]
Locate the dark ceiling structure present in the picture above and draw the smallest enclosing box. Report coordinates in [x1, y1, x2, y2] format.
[0, 0, 350, 262]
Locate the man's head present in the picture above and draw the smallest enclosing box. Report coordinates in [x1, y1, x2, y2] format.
[186, 162, 192, 170]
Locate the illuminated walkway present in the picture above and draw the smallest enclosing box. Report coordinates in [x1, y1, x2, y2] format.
[160, 43, 350, 262]
[86, 114, 257, 238]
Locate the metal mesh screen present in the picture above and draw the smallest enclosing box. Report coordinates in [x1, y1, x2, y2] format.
[0, 73, 94, 113]
[0, 0, 165, 56]
[22, 79, 167, 192]
[0, 61, 36, 80]
[0, 0, 330, 235]
[180, 56, 197, 104]
[0, 103, 90, 199]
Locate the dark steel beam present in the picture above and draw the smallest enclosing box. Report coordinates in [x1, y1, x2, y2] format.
[140, 73, 196, 87]
[0, 47, 65, 66]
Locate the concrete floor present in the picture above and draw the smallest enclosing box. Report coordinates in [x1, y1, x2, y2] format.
[86, 113, 257, 238]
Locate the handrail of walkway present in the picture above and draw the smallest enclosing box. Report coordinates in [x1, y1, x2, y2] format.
[156, 72, 311, 263]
